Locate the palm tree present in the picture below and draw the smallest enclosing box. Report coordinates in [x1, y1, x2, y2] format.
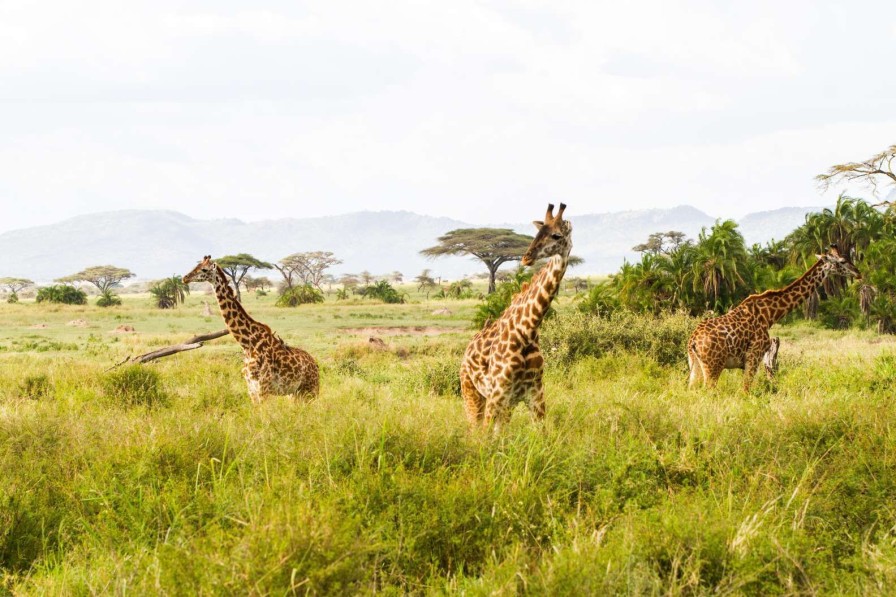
[688, 220, 750, 313]
[150, 276, 189, 309]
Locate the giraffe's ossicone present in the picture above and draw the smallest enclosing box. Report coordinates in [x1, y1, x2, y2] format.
[687, 245, 860, 390]
[460, 203, 573, 431]
[183, 256, 319, 401]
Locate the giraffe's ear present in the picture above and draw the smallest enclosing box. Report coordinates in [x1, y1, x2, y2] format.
[532, 220, 544, 229]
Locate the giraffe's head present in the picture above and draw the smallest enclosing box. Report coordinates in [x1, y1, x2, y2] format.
[183, 255, 217, 284]
[817, 245, 861, 280]
[521, 203, 573, 266]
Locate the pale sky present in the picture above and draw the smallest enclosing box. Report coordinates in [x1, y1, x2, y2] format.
[1, 0, 895, 234]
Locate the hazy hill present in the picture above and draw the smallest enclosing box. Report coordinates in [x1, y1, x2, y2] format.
[0, 206, 824, 283]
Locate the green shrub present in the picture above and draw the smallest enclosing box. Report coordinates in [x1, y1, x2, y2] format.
[472, 268, 546, 329]
[96, 291, 122, 307]
[276, 284, 324, 307]
[149, 276, 189, 309]
[20, 374, 51, 399]
[541, 309, 697, 367]
[359, 280, 406, 304]
[421, 359, 462, 397]
[35, 285, 87, 305]
[102, 366, 167, 407]
[579, 281, 621, 316]
[434, 280, 475, 300]
[6, 292, 18, 304]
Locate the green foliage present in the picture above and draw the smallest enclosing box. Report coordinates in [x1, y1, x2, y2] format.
[472, 267, 542, 328]
[6, 293, 18, 304]
[102, 366, 167, 407]
[19, 374, 51, 399]
[95, 290, 122, 307]
[36, 285, 87, 305]
[276, 284, 324, 307]
[434, 279, 474, 300]
[335, 288, 349, 300]
[359, 280, 406, 304]
[149, 276, 189, 309]
[578, 281, 621, 316]
[541, 309, 698, 366]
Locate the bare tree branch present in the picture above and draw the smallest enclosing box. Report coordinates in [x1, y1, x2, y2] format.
[107, 329, 229, 370]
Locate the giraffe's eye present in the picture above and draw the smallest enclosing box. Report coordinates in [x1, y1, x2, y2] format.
[551, 233, 562, 240]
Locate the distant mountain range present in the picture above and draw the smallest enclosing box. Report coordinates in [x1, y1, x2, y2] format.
[0, 205, 822, 283]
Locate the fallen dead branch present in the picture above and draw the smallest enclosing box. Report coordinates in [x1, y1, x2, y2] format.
[106, 329, 229, 371]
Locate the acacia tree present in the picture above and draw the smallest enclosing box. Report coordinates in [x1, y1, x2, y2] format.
[816, 144, 896, 198]
[57, 265, 135, 306]
[0, 277, 33, 303]
[414, 269, 437, 294]
[274, 251, 342, 292]
[421, 228, 533, 293]
[216, 254, 272, 302]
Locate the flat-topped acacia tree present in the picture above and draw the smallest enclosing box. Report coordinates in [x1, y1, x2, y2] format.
[57, 265, 135, 307]
[0, 277, 34, 303]
[215, 254, 272, 302]
[421, 228, 534, 294]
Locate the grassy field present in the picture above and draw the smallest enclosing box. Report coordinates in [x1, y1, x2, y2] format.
[2, 289, 896, 595]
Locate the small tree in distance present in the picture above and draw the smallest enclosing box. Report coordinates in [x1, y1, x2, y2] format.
[414, 269, 437, 295]
[274, 252, 342, 292]
[421, 228, 534, 293]
[0, 277, 34, 303]
[216, 254, 272, 302]
[57, 265, 134, 307]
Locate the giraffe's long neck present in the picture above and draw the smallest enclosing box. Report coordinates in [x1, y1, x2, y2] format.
[749, 258, 829, 327]
[506, 254, 569, 343]
[210, 265, 267, 351]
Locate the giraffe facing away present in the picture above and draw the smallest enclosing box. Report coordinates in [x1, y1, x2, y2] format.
[688, 246, 860, 390]
[183, 256, 319, 401]
[460, 203, 572, 431]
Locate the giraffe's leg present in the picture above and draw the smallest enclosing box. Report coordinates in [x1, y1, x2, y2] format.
[687, 348, 701, 389]
[529, 379, 545, 422]
[483, 377, 512, 433]
[524, 349, 546, 422]
[703, 357, 724, 389]
[742, 346, 763, 392]
[460, 365, 486, 426]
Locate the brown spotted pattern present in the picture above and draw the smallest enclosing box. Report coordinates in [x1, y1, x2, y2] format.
[183, 256, 319, 401]
[687, 246, 860, 390]
[460, 203, 572, 431]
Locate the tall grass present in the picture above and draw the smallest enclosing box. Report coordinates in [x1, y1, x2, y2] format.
[1, 299, 896, 593]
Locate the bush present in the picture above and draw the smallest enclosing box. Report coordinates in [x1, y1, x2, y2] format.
[359, 281, 406, 304]
[149, 276, 189, 309]
[20, 374, 51, 399]
[35, 285, 87, 305]
[472, 268, 547, 329]
[6, 293, 18, 304]
[276, 284, 325, 307]
[102, 366, 167, 407]
[434, 280, 475, 300]
[541, 309, 698, 367]
[96, 291, 122, 307]
[579, 281, 620, 316]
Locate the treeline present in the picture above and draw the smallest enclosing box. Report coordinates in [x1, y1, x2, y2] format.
[582, 196, 896, 333]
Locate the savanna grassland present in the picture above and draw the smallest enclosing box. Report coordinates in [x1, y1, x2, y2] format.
[2, 289, 896, 595]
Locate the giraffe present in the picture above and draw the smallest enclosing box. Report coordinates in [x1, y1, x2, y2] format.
[460, 203, 572, 431]
[183, 256, 319, 401]
[687, 245, 860, 390]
